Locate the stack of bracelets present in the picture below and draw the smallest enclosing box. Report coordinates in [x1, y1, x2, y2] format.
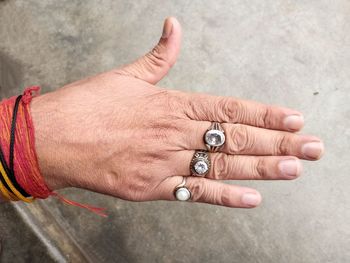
[0, 91, 35, 202]
[0, 94, 33, 202]
[0, 87, 106, 216]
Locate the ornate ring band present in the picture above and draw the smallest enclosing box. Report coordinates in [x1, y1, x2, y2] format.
[190, 150, 211, 177]
[204, 122, 225, 152]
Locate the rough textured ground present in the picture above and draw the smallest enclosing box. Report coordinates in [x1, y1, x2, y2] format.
[0, 0, 349, 262]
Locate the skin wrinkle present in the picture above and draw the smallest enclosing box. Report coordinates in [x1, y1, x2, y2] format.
[219, 97, 243, 123]
[255, 158, 268, 180]
[187, 94, 210, 120]
[229, 124, 251, 154]
[275, 133, 290, 156]
[259, 106, 271, 128]
[211, 154, 229, 180]
[188, 179, 207, 203]
[146, 44, 171, 71]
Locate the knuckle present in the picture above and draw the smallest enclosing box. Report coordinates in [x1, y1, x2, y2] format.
[228, 124, 254, 153]
[189, 179, 208, 202]
[149, 89, 186, 117]
[185, 94, 211, 120]
[148, 122, 174, 141]
[143, 91, 184, 143]
[139, 146, 168, 164]
[275, 134, 291, 155]
[254, 158, 269, 179]
[146, 44, 171, 70]
[103, 172, 118, 193]
[258, 106, 273, 128]
[217, 98, 244, 122]
[211, 154, 229, 179]
[166, 90, 188, 113]
[126, 174, 151, 201]
[147, 120, 182, 147]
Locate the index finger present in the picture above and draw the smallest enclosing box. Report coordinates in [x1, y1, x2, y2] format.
[182, 92, 304, 132]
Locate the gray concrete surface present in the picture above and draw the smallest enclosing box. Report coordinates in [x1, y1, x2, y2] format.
[0, 0, 349, 262]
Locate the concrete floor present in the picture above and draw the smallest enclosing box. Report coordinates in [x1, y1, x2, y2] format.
[0, 0, 349, 262]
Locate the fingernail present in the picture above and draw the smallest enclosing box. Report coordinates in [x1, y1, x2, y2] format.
[302, 141, 324, 159]
[161, 18, 173, 39]
[241, 193, 261, 206]
[284, 115, 304, 131]
[278, 159, 300, 177]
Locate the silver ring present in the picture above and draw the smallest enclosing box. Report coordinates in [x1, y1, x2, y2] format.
[204, 122, 225, 152]
[174, 177, 191, 201]
[190, 150, 211, 177]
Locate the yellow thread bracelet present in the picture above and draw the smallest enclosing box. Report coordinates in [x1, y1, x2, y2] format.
[0, 161, 34, 203]
[0, 180, 19, 201]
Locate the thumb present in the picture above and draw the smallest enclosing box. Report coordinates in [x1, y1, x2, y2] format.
[117, 17, 182, 84]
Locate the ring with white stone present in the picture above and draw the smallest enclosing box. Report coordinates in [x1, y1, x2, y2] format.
[174, 177, 191, 201]
[190, 150, 211, 177]
[204, 122, 226, 152]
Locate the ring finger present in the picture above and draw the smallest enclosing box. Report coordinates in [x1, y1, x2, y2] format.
[174, 151, 302, 180]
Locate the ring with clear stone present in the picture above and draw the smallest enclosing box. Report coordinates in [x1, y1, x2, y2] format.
[174, 177, 191, 201]
[204, 122, 226, 152]
[190, 150, 211, 177]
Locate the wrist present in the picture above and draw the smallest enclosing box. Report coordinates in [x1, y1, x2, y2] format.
[30, 93, 68, 190]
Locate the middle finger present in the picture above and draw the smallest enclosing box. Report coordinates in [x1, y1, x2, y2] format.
[182, 121, 324, 160]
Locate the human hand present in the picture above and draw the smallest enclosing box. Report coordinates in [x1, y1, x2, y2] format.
[30, 17, 324, 208]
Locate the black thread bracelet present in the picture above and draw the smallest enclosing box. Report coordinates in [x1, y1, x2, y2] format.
[10, 95, 22, 173]
[0, 146, 17, 195]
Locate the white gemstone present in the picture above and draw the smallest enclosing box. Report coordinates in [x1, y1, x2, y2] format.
[176, 188, 190, 201]
[205, 130, 225, 147]
[194, 160, 208, 175]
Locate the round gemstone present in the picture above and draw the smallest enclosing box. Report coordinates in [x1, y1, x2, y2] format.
[176, 188, 191, 201]
[194, 160, 209, 175]
[205, 130, 225, 147]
